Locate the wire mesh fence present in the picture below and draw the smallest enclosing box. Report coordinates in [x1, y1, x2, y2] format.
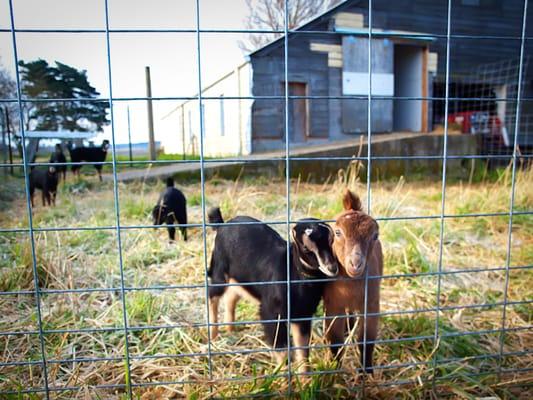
[0, 0, 532, 398]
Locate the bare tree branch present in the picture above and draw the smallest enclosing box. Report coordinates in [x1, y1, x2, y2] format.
[239, 0, 343, 53]
[0, 58, 20, 133]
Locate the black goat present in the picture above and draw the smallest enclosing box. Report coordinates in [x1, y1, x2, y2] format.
[68, 140, 109, 182]
[29, 166, 58, 207]
[49, 143, 67, 182]
[207, 208, 338, 373]
[152, 177, 188, 241]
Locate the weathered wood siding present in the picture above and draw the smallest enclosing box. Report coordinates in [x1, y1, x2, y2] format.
[342, 36, 394, 134]
[344, 0, 529, 81]
[249, 0, 531, 152]
[251, 33, 340, 151]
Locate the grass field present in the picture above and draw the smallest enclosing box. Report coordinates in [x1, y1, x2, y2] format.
[0, 162, 532, 399]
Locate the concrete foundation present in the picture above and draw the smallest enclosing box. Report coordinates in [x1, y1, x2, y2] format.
[112, 132, 480, 183]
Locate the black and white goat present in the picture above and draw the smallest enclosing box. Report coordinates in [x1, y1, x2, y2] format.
[207, 208, 338, 372]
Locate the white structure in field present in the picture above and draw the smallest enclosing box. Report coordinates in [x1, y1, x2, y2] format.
[162, 62, 253, 157]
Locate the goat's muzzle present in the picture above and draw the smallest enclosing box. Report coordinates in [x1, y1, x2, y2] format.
[345, 251, 366, 278]
[317, 251, 339, 277]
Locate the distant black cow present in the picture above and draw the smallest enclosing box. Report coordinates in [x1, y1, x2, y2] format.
[68, 140, 109, 182]
[152, 177, 188, 241]
[29, 166, 58, 207]
[49, 143, 67, 182]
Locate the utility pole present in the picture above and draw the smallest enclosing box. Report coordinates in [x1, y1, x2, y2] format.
[145, 66, 157, 161]
[127, 105, 133, 162]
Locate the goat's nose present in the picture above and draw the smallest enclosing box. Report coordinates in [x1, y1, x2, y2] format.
[349, 253, 363, 269]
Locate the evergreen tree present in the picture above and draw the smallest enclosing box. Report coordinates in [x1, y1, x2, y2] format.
[18, 59, 109, 132]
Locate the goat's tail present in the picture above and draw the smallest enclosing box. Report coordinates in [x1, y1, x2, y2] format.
[207, 207, 224, 230]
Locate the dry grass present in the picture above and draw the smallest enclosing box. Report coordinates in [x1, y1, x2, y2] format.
[0, 162, 532, 399]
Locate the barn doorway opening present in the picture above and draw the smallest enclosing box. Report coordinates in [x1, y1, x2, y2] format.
[393, 44, 425, 132]
[287, 82, 308, 142]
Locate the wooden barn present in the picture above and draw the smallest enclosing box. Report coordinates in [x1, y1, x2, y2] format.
[164, 0, 532, 156]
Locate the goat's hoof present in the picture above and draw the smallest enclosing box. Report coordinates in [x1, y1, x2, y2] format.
[297, 369, 311, 385]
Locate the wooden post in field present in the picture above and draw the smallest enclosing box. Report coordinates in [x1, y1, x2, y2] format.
[5, 108, 13, 175]
[145, 66, 157, 161]
[180, 104, 185, 160]
[1, 108, 6, 176]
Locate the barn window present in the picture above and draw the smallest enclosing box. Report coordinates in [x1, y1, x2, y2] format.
[219, 95, 225, 136]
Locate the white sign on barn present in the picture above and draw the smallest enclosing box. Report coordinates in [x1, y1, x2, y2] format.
[342, 72, 394, 96]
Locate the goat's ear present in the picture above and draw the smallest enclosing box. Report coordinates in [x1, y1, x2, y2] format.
[290, 226, 302, 246]
[322, 223, 335, 242]
[342, 189, 362, 211]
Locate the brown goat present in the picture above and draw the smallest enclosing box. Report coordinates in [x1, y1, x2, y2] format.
[322, 189, 383, 373]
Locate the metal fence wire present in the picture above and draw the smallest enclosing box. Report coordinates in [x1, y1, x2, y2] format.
[1, 0, 532, 398]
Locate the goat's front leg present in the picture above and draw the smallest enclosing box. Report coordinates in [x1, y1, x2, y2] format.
[208, 295, 220, 340]
[167, 226, 176, 241]
[356, 283, 380, 375]
[291, 321, 311, 374]
[357, 314, 378, 374]
[96, 166, 103, 182]
[224, 288, 240, 332]
[324, 301, 349, 362]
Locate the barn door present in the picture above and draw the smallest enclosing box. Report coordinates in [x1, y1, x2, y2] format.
[393, 44, 424, 132]
[288, 82, 308, 142]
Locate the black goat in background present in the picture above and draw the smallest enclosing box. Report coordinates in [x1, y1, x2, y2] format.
[29, 166, 58, 207]
[49, 143, 67, 182]
[152, 177, 188, 241]
[68, 140, 109, 182]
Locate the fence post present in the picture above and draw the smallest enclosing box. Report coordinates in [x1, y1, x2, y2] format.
[181, 104, 186, 160]
[145, 66, 157, 161]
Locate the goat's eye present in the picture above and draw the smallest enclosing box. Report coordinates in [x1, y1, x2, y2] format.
[335, 229, 342, 237]
[373, 233, 379, 241]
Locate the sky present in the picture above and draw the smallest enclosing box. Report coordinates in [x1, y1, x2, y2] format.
[0, 0, 253, 145]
